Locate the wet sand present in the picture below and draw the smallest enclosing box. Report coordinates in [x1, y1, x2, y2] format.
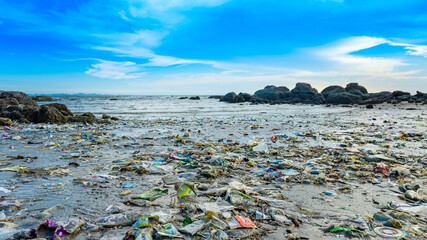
[0, 103, 426, 239]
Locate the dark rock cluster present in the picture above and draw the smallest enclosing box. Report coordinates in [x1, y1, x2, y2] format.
[0, 90, 116, 125]
[32, 95, 54, 102]
[218, 82, 426, 106]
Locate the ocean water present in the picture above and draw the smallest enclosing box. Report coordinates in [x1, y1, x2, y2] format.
[51, 95, 348, 119]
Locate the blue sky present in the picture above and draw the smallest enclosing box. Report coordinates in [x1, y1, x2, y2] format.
[0, 0, 426, 94]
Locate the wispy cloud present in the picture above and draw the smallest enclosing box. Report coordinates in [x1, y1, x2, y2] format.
[127, 0, 230, 26]
[88, 35, 427, 85]
[314, 36, 405, 73]
[118, 10, 131, 21]
[85, 60, 145, 79]
[82, 0, 233, 79]
[94, 30, 168, 48]
[388, 42, 427, 58]
[91, 46, 220, 68]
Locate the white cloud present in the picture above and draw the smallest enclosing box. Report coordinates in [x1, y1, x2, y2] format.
[94, 30, 167, 48]
[85, 60, 145, 79]
[92, 46, 155, 58]
[388, 42, 427, 58]
[86, 0, 233, 75]
[118, 10, 131, 21]
[127, 0, 230, 26]
[315, 36, 405, 73]
[92, 45, 218, 68]
[317, 36, 387, 55]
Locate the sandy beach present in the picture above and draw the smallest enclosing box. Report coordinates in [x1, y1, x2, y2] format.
[0, 100, 426, 239]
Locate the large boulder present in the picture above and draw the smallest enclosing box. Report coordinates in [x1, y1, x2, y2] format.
[208, 95, 223, 100]
[236, 92, 251, 102]
[326, 92, 363, 105]
[0, 109, 22, 120]
[312, 93, 326, 104]
[0, 91, 38, 106]
[254, 85, 289, 101]
[364, 91, 392, 104]
[41, 103, 73, 116]
[0, 98, 19, 108]
[396, 94, 411, 101]
[33, 96, 53, 102]
[221, 92, 238, 103]
[292, 83, 317, 92]
[68, 112, 108, 124]
[345, 83, 368, 94]
[19, 105, 40, 122]
[290, 83, 318, 102]
[0, 91, 39, 122]
[347, 89, 364, 96]
[36, 106, 67, 124]
[392, 91, 410, 98]
[0, 117, 12, 126]
[249, 96, 270, 104]
[321, 85, 346, 97]
[415, 91, 427, 100]
[82, 112, 96, 119]
[1, 105, 40, 122]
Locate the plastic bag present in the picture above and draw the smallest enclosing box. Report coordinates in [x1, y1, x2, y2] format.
[157, 223, 183, 238]
[132, 188, 168, 201]
[177, 183, 196, 202]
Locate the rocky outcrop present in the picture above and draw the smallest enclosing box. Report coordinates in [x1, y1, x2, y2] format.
[36, 106, 67, 124]
[208, 95, 223, 100]
[69, 112, 110, 124]
[33, 96, 53, 102]
[364, 91, 392, 104]
[0, 98, 19, 108]
[189, 96, 200, 100]
[253, 85, 289, 101]
[237, 92, 252, 102]
[221, 92, 252, 103]
[312, 94, 326, 104]
[326, 92, 363, 105]
[218, 82, 422, 106]
[0, 91, 110, 124]
[289, 83, 318, 103]
[345, 83, 368, 94]
[0, 91, 38, 106]
[0, 117, 12, 126]
[321, 85, 346, 97]
[392, 91, 410, 98]
[221, 92, 238, 103]
[0, 105, 40, 123]
[41, 103, 73, 116]
[414, 91, 427, 101]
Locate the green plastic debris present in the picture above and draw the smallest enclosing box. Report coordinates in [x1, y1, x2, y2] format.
[238, 191, 253, 199]
[183, 217, 192, 226]
[132, 188, 168, 201]
[330, 227, 361, 232]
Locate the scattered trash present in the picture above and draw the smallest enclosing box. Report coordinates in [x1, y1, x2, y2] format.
[374, 226, 404, 238]
[132, 188, 168, 201]
[0, 98, 425, 239]
[227, 216, 256, 229]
